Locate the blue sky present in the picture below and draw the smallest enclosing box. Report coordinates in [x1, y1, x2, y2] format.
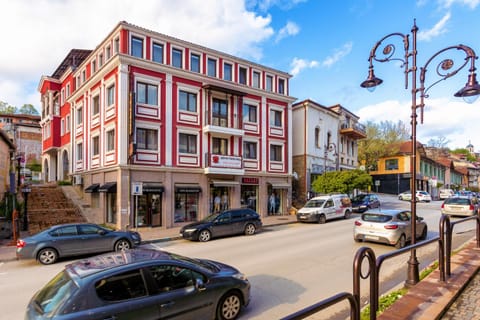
[1, 0, 479, 149]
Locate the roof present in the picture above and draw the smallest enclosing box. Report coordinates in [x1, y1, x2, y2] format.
[51, 49, 92, 79]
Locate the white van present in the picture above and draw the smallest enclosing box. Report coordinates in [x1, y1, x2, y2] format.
[296, 194, 352, 224]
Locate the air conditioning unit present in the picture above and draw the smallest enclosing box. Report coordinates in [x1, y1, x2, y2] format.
[73, 175, 83, 185]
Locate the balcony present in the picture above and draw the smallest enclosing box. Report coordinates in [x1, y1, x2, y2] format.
[203, 123, 244, 138]
[204, 153, 245, 175]
[340, 121, 367, 139]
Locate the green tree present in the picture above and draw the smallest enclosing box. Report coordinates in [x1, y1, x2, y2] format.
[18, 104, 39, 115]
[451, 148, 477, 162]
[358, 120, 409, 171]
[312, 170, 372, 195]
[0, 101, 17, 114]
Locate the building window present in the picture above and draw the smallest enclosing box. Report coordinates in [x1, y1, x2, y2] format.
[315, 127, 320, 148]
[252, 71, 260, 88]
[131, 36, 143, 58]
[212, 98, 228, 127]
[179, 90, 197, 112]
[76, 107, 83, 125]
[106, 129, 115, 152]
[242, 104, 257, 123]
[106, 192, 117, 224]
[107, 84, 115, 107]
[386, 159, 399, 170]
[106, 45, 111, 60]
[92, 136, 99, 156]
[136, 128, 158, 150]
[212, 137, 228, 155]
[152, 42, 163, 63]
[266, 75, 273, 92]
[239, 67, 247, 85]
[208, 58, 217, 77]
[179, 133, 197, 154]
[243, 141, 257, 159]
[137, 82, 158, 106]
[92, 95, 100, 116]
[114, 37, 120, 54]
[190, 53, 200, 72]
[270, 109, 282, 127]
[278, 78, 285, 94]
[66, 84, 70, 97]
[224, 63, 232, 81]
[91, 60, 96, 73]
[77, 142, 83, 161]
[61, 119, 65, 135]
[172, 48, 182, 68]
[65, 115, 70, 132]
[82, 70, 86, 83]
[99, 54, 104, 67]
[175, 191, 199, 223]
[270, 144, 282, 161]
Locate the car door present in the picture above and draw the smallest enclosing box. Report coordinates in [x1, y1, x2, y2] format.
[211, 211, 233, 237]
[77, 224, 113, 254]
[230, 210, 246, 235]
[372, 195, 380, 208]
[49, 225, 84, 256]
[324, 199, 336, 218]
[86, 268, 160, 320]
[397, 212, 412, 240]
[148, 264, 213, 320]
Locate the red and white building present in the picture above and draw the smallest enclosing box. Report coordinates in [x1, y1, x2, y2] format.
[39, 21, 295, 230]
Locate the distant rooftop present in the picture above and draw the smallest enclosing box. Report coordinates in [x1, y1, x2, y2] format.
[51, 49, 92, 79]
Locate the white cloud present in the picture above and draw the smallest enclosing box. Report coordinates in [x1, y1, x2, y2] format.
[440, 0, 480, 9]
[248, 0, 307, 11]
[357, 97, 480, 149]
[289, 58, 319, 76]
[417, 12, 450, 41]
[276, 21, 300, 43]
[321, 42, 353, 68]
[0, 0, 275, 108]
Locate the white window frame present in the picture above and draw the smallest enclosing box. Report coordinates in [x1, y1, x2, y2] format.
[223, 61, 233, 81]
[92, 135, 100, 156]
[190, 51, 201, 73]
[106, 82, 116, 108]
[130, 34, 145, 59]
[171, 47, 184, 68]
[136, 126, 159, 151]
[238, 65, 248, 85]
[92, 92, 100, 116]
[252, 70, 261, 88]
[178, 130, 199, 155]
[266, 74, 273, 92]
[105, 127, 115, 153]
[270, 143, 283, 162]
[207, 57, 217, 77]
[76, 142, 83, 161]
[243, 139, 258, 160]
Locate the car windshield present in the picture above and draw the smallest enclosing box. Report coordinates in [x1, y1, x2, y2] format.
[352, 195, 367, 201]
[361, 214, 392, 223]
[445, 198, 470, 205]
[33, 270, 78, 315]
[202, 213, 221, 222]
[304, 199, 325, 208]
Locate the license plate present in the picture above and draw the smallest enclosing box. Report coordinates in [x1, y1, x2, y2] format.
[299, 216, 307, 219]
[365, 235, 379, 240]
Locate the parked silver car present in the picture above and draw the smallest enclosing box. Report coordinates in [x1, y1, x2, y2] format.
[353, 209, 428, 248]
[441, 196, 479, 216]
[16, 223, 141, 265]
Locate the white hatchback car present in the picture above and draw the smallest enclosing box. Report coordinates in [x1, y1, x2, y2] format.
[415, 191, 432, 202]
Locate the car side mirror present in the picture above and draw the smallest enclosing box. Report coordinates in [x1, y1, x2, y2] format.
[195, 278, 206, 291]
[417, 216, 424, 221]
[97, 229, 107, 235]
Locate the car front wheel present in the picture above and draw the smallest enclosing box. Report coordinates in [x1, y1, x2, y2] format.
[244, 223, 256, 235]
[198, 229, 211, 242]
[114, 239, 131, 251]
[317, 214, 326, 224]
[216, 291, 242, 320]
[38, 248, 58, 265]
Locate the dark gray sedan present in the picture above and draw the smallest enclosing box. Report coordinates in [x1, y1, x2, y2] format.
[25, 248, 250, 320]
[16, 223, 141, 265]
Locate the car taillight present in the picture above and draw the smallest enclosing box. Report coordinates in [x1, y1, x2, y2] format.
[441, 203, 445, 209]
[384, 225, 398, 230]
[354, 221, 362, 226]
[470, 205, 474, 210]
[16, 240, 25, 248]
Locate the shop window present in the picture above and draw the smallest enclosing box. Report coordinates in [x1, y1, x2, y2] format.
[136, 193, 162, 227]
[241, 185, 258, 211]
[174, 192, 199, 223]
[210, 187, 230, 214]
[386, 159, 399, 170]
[106, 193, 117, 224]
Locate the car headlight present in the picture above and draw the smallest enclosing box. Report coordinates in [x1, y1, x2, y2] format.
[233, 272, 248, 281]
[183, 228, 198, 233]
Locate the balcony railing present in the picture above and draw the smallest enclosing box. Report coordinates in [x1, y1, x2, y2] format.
[340, 121, 367, 139]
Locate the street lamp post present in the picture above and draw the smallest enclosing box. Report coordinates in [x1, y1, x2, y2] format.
[324, 142, 338, 174]
[361, 20, 480, 286]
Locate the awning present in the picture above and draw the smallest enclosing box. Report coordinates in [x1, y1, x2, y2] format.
[99, 182, 117, 193]
[212, 180, 239, 187]
[84, 183, 100, 193]
[175, 184, 202, 193]
[270, 182, 291, 189]
[142, 183, 164, 193]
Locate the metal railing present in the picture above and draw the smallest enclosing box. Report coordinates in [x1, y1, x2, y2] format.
[281, 214, 480, 320]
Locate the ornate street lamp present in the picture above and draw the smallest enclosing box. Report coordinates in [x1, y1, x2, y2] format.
[361, 19, 480, 286]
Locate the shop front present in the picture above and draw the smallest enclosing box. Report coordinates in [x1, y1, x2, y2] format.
[240, 177, 259, 212]
[209, 180, 239, 214]
[135, 183, 164, 227]
[267, 182, 290, 215]
[174, 184, 202, 223]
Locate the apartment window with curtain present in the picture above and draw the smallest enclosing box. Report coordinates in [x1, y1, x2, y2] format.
[223, 63, 232, 81]
[107, 84, 115, 106]
[92, 95, 100, 116]
[179, 90, 197, 112]
[252, 71, 260, 88]
[242, 104, 257, 123]
[131, 36, 143, 58]
[152, 42, 163, 63]
[190, 53, 200, 72]
[278, 78, 285, 94]
[270, 109, 282, 127]
[212, 137, 228, 155]
[172, 48, 183, 68]
[243, 141, 257, 159]
[179, 133, 197, 154]
[212, 98, 228, 127]
[239, 66, 247, 84]
[266, 75, 273, 91]
[385, 159, 399, 170]
[137, 82, 158, 106]
[136, 128, 158, 150]
[92, 136, 99, 156]
[76, 107, 83, 125]
[77, 142, 83, 161]
[270, 144, 282, 161]
[208, 58, 217, 77]
[106, 129, 115, 152]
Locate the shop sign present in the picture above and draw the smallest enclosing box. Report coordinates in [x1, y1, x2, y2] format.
[132, 182, 143, 195]
[210, 155, 242, 169]
[242, 177, 259, 184]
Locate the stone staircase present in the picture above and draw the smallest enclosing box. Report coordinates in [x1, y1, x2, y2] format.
[27, 184, 86, 235]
